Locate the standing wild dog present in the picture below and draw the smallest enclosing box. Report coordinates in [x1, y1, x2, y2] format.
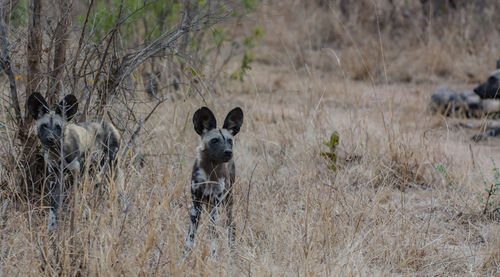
[27, 92, 121, 232]
[186, 107, 244, 254]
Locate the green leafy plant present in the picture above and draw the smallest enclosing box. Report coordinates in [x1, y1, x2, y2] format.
[320, 132, 339, 172]
[83, 0, 182, 44]
[231, 27, 263, 82]
[7, 0, 29, 27]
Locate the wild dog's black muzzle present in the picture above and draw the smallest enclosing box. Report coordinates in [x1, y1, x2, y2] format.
[473, 84, 486, 98]
[40, 135, 60, 148]
[223, 149, 233, 158]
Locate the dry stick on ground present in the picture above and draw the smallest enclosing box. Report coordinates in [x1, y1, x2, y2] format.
[482, 182, 496, 215]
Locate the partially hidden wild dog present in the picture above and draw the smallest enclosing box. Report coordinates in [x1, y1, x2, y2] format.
[474, 59, 500, 99]
[186, 106, 244, 254]
[27, 92, 121, 232]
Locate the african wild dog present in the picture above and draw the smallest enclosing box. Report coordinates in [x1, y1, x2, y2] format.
[474, 59, 500, 99]
[186, 106, 244, 254]
[27, 92, 121, 232]
[430, 88, 483, 117]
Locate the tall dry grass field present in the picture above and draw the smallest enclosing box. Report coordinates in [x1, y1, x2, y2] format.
[1, 0, 500, 275]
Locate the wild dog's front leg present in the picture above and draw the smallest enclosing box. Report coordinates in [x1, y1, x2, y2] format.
[208, 177, 227, 255]
[46, 179, 58, 233]
[185, 167, 206, 253]
[47, 177, 63, 233]
[208, 196, 220, 255]
[46, 160, 80, 233]
[186, 197, 202, 251]
[225, 191, 235, 247]
[186, 181, 203, 252]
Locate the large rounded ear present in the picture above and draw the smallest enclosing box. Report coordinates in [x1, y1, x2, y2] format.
[223, 107, 243, 136]
[55, 94, 78, 121]
[27, 92, 49, 120]
[193, 107, 216, 135]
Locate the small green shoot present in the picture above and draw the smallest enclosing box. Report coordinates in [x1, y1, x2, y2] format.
[320, 132, 339, 172]
[435, 164, 455, 186]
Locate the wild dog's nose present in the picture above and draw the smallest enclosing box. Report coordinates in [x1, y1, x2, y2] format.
[224, 150, 232, 157]
[43, 136, 57, 145]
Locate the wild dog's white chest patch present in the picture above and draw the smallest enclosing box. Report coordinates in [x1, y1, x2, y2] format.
[218, 177, 226, 193]
[201, 177, 226, 197]
[191, 168, 226, 197]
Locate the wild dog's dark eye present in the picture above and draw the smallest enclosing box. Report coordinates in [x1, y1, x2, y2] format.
[227, 138, 233, 145]
[55, 125, 61, 132]
[210, 138, 219, 144]
[40, 123, 48, 129]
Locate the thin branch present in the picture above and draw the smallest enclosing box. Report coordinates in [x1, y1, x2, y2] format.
[119, 97, 167, 163]
[81, 0, 125, 122]
[0, 3, 21, 127]
[241, 163, 257, 235]
[71, 0, 94, 89]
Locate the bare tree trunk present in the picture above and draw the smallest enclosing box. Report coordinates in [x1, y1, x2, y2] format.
[47, 0, 72, 106]
[21, 0, 44, 192]
[25, 0, 42, 124]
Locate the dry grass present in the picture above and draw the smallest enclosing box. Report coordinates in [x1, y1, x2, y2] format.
[1, 0, 500, 275]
